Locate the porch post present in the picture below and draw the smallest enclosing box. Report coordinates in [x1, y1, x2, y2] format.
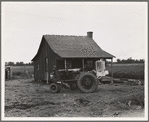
[65, 59, 67, 70]
[111, 58, 113, 83]
[46, 72, 49, 84]
[82, 59, 84, 71]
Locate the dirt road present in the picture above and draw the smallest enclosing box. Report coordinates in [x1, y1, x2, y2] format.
[5, 79, 144, 117]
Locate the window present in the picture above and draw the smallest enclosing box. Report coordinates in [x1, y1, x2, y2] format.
[86, 60, 93, 71]
[87, 60, 92, 68]
[66, 60, 72, 69]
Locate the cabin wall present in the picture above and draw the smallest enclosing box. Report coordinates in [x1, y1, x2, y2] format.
[33, 37, 61, 81]
[33, 40, 45, 80]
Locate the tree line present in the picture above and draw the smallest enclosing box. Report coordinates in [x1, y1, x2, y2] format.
[5, 61, 34, 66]
[5, 58, 144, 66]
[106, 57, 144, 64]
[116, 57, 144, 64]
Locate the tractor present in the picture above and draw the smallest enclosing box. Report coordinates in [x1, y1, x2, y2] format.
[49, 59, 109, 93]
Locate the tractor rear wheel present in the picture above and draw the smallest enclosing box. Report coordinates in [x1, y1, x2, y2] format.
[50, 83, 61, 93]
[77, 72, 98, 93]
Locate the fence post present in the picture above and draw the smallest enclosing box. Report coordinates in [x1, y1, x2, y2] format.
[46, 72, 49, 84]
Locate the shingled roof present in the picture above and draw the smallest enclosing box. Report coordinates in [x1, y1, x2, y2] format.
[43, 34, 115, 58]
[32, 32, 115, 61]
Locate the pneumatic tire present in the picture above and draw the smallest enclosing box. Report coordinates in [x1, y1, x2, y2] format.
[50, 83, 61, 93]
[77, 72, 98, 93]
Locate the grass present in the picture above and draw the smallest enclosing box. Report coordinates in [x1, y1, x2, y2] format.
[106, 63, 144, 79]
[8, 66, 34, 79]
[107, 63, 144, 72]
[10, 66, 34, 73]
[8, 63, 144, 79]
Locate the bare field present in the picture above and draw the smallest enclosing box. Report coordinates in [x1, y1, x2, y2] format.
[5, 79, 144, 117]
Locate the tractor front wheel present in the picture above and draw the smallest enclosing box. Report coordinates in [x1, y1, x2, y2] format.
[77, 72, 98, 93]
[50, 83, 61, 93]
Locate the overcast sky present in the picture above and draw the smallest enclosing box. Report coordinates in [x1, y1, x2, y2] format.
[2, 2, 147, 63]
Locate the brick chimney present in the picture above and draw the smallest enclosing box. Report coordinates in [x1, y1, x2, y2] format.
[87, 31, 93, 39]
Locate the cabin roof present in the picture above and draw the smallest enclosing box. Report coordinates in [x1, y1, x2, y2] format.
[32, 34, 115, 61]
[44, 35, 115, 58]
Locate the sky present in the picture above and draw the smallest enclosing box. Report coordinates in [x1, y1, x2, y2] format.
[2, 2, 147, 63]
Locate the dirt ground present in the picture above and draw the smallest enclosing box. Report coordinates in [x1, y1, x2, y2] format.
[5, 79, 144, 117]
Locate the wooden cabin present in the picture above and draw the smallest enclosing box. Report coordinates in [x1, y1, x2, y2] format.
[31, 32, 115, 81]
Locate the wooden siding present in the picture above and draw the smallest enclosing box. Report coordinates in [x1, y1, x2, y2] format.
[33, 37, 61, 81]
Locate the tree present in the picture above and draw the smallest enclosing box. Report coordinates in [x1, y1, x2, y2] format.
[8, 62, 15, 66]
[117, 59, 121, 63]
[19, 62, 24, 65]
[139, 59, 144, 63]
[16, 62, 24, 66]
[16, 62, 20, 66]
[116, 58, 144, 64]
